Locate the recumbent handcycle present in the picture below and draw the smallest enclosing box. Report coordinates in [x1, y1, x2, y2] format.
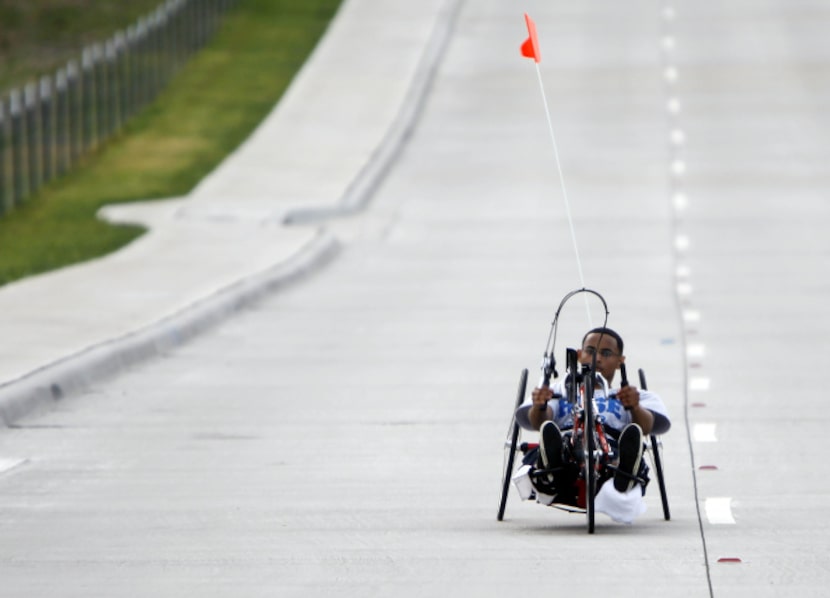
[496, 288, 670, 534]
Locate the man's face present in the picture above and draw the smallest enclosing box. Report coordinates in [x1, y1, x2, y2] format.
[580, 332, 624, 383]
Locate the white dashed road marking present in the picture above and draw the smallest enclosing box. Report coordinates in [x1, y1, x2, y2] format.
[682, 309, 700, 323]
[673, 192, 688, 211]
[689, 377, 710, 391]
[687, 343, 705, 357]
[706, 497, 736, 524]
[660, 0, 740, 544]
[693, 423, 718, 442]
[667, 97, 681, 114]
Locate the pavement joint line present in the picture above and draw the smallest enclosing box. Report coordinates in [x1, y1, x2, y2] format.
[0, 457, 27, 474]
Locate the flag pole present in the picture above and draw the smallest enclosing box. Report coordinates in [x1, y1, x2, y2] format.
[522, 13, 592, 326]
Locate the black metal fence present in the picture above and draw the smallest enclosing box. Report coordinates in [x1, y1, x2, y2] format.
[0, 0, 237, 217]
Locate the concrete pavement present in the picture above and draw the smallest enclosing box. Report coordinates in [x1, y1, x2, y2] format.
[1, 0, 830, 596]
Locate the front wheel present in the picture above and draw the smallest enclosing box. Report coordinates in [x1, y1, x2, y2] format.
[583, 375, 596, 534]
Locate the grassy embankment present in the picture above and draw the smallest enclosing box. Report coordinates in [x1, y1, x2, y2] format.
[0, 0, 342, 286]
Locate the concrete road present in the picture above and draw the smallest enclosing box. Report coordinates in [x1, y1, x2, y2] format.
[1, 0, 829, 596]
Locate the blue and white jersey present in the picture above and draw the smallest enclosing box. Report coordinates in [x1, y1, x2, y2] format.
[514, 377, 670, 434]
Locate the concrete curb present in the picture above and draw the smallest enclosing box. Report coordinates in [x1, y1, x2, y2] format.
[283, 0, 464, 225]
[0, 232, 340, 426]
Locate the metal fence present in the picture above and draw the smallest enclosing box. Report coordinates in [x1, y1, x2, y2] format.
[0, 0, 237, 217]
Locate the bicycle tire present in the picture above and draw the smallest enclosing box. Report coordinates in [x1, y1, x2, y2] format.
[497, 368, 528, 521]
[639, 369, 670, 521]
[584, 373, 596, 534]
[650, 434, 671, 520]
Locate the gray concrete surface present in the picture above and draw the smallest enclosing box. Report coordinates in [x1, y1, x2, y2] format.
[0, 0, 829, 596]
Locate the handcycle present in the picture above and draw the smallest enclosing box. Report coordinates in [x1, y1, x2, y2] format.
[496, 288, 670, 533]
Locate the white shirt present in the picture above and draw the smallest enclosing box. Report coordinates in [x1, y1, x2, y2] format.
[515, 377, 671, 434]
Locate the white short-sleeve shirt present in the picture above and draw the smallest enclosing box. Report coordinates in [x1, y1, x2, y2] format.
[515, 377, 670, 434]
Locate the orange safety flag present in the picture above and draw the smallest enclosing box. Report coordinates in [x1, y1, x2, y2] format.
[520, 13, 541, 62]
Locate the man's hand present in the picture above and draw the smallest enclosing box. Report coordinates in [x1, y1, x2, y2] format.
[532, 386, 554, 410]
[529, 386, 554, 430]
[617, 385, 655, 434]
[616, 384, 640, 410]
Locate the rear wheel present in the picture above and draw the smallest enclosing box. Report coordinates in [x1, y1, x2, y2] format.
[497, 368, 528, 521]
[650, 434, 671, 521]
[639, 368, 670, 521]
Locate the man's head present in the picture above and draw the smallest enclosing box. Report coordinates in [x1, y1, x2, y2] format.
[579, 327, 625, 383]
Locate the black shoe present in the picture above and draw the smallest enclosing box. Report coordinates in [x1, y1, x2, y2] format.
[614, 423, 644, 493]
[538, 421, 563, 479]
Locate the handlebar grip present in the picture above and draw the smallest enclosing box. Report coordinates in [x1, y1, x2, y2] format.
[638, 368, 648, 390]
[620, 363, 632, 410]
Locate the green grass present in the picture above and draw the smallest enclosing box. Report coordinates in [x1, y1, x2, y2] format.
[0, 0, 343, 286]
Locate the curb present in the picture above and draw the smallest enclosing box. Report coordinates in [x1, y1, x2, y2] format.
[283, 0, 464, 225]
[0, 231, 340, 426]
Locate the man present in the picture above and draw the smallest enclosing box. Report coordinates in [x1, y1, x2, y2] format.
[512, 327, 671, 523]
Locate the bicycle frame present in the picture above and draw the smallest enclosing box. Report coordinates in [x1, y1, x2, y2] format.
[568, 364, 613, 520]
[561, 346, 614, 532]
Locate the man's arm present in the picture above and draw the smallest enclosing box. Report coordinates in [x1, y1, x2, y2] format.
[528, 386, 553, 430]
[617, 385, 655, 435]
[629, 403, 655, 435]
